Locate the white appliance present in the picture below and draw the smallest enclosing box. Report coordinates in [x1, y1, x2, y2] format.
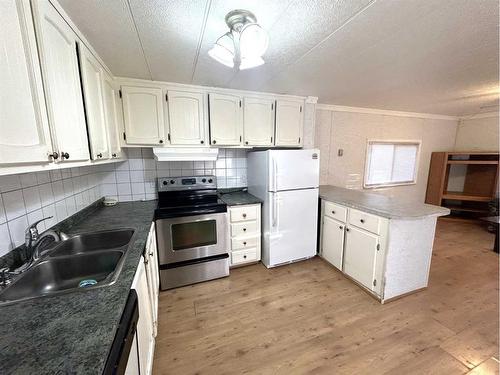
[247, 149, 320, 268]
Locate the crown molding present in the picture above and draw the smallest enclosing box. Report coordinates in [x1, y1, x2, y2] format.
[459, 111, 499, 120]
[315, 104, 459, 121]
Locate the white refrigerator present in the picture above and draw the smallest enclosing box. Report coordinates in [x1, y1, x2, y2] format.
[247, 149, 320, 268]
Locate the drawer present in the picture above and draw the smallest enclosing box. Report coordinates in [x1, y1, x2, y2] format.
[231, 236, 259, 250]
[348, 208, 381, 234]
[231, 248, 258, 265]
[231, 221, 259, 237]
[324, 201, 347, 223]
[229, 205, 258, 222]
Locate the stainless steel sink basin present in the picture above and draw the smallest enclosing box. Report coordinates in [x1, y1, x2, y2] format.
[49, 229, 134, 257]
[0, 251, 124, 302]
[0, 228, 135, 304]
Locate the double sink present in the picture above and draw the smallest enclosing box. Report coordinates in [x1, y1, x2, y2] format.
[0, 228, 135, 304]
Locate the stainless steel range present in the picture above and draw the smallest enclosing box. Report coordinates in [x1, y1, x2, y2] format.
[154, 176, 229, 290]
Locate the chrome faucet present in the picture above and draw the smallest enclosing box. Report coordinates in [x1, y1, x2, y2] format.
[24, 217, 64, 264]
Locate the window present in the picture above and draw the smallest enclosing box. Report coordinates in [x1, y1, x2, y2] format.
[364, 141, 420, 188]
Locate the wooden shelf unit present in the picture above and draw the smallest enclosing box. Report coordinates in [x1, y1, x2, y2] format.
[425, 151, 499, 219]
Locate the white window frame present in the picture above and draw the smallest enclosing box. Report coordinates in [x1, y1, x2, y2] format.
[363, 140, 421, 189]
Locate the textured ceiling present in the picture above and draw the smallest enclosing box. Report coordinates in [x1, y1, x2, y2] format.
[58, 0, 499, 116]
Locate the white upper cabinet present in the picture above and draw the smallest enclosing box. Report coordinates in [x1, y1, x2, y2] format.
[166, 91, 207, 146]
[0, 0, 53, 165]
[209, 93, 242, 146]
[243, 97, 275, 147]
[31, 0, 90, 162]
[102, 72, 122, 159]
[78, 43, 109, 160]
[275, 99, 304, 147]
[121, 85, 165, 145]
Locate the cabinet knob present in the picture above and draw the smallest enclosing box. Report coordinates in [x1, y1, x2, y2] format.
[49, 151, 59, 160]
[112, 153, 117, 158]
[97, 153, 102, 158]
[61, 152, 70, 160]
[339, 226, 343, 229]
[346, 227, 350, 232]
[243, 255, 247, 259]
[243, 228, 246, 232]
[243, 241, 247, 246]
[245, 141, 249, 145]
[360, 219, 365, 223]
[212, 140, 217, 145]
[200, 140, 204, 144]
[159, 139, 164, 144]
[331, 210, 335, 214]
[242, 213, 247, 218]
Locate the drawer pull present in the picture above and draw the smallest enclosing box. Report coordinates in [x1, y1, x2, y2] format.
[242, 213, 247, 218]
[243, 241, 247, 246]
[243, 228, 247, 232]
[243, 255, 247, 259]
[360, 219, 365, 223]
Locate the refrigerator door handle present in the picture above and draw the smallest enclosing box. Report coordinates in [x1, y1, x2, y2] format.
[272, 158, 278, 192]
[272, 192, 279, 228]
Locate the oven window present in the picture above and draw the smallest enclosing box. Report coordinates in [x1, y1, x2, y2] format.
[171, 220, 217, 250]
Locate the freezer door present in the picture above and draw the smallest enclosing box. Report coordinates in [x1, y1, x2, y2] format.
[270, 149, 320, 191]
[267, 188, 318, 266]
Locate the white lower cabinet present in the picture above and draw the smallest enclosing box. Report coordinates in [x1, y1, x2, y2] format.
[320, 199, 386, 298]
[228, 204, 261, 267]
[320, 216, 345, 270]
[343, 226, 379, 290]
[130, 225, 159, 375]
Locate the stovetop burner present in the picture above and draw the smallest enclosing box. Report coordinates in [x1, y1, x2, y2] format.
[155, 176, 226, 219]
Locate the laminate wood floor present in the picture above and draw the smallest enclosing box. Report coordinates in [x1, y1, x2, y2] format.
[153, 220, 499, 374]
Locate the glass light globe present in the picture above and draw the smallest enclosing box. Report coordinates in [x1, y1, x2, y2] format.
[208, 32, 235, 68]
[239, 56, 265, 70]
[239, 23, 268, 58]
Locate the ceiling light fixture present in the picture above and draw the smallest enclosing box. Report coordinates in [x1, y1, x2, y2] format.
[208, 9, 268, 70]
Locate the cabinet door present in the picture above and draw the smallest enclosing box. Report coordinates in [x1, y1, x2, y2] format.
[243, 97, 274, 146]
[32, 0, 90, 162]
[0, 0, 53, 165]
[167, 91, 206, 146]
[209, 93, 242, 146]
[321, 216, 345, 270]
[122, 85, 165, 145]
[78, 43, 109, 160]
[144, 224, 159, 337]
[132, 259, 155, 375]
[102, 73, 122, 159]
[343, 226, 379, 291]
[275, 100, 303, 147]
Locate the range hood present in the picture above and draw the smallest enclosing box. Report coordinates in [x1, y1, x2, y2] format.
[153, 148, 219, 162]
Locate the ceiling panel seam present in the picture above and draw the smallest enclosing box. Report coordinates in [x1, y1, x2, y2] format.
[125, 0, 153, 80]
[258, 0, 378, 91]
[190, 0, 213, 83]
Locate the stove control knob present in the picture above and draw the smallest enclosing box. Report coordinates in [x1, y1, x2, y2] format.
[170, 179, 175, 184]
[201, 178, 207, 183]
[208, 178, 213, 183]
[162, 180, 168, 186]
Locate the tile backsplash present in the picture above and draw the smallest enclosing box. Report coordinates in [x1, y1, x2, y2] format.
[0, 166, 102, 256]
[0, 148, 247, 256]
[100, 148, 248, 203]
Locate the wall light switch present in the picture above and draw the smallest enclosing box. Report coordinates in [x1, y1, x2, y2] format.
[338, 149, 343, 157]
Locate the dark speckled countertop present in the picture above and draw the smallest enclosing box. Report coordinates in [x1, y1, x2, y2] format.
[218, 189, 262, 206]
[0, 200, 157, 375]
